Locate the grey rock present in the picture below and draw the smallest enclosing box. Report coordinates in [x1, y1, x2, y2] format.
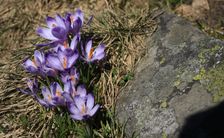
[116, 12, 224, 138]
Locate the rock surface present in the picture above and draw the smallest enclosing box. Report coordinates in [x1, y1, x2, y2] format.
[116, 12, 224, 138]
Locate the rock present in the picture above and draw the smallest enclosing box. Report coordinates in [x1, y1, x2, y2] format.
[176, 0, 224, 28]
[116, 12, 224, 138]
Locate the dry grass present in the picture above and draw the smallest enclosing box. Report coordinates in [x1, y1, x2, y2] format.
[0, 0, 157, 137]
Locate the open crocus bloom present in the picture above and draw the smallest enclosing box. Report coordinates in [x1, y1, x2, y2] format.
[68, 93, 99, 120]
[23, 50, 45, 74]
[61, 67, 79, 85]
[36, 14, 70, 46]
[23, 50, 57, 76]
[46, 47, 79, 71]
[82, 40, 105, 62]
[37, 82, 65, 107]
[63, 83, 87, 103]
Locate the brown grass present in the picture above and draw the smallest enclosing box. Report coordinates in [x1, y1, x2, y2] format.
[0, 0, 157, 137]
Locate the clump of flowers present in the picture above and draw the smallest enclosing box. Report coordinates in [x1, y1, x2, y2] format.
[19, 9, 105, 121]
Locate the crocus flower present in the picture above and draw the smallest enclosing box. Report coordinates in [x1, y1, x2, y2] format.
[61, 67, 79, 85]
[37, 82, 65, 107]
[68, 93, 100, 120]
[66, 9, 84, 34]
[37, 86, 56, 107]
[36, 14, 70, 46]
[62, 83, 86, 103]
[46, 47, 79, 71]
[23, 50, 44, 74]
[23, 50, 57, 76]
[82, 40, 105, 62]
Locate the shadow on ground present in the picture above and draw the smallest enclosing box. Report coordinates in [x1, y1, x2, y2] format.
[179, 101, 224, 138]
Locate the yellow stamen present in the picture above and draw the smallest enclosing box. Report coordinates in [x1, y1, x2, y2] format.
[32, 59, 37, 67]
[81, 104, 86, 114]
[70, 16, 74, 22]
[71, 76, 75, 81]
[56, 90, 61, 97]
[47, 95, 52, 101]
[88, 48, 94, 59]
[63, 57, 67, 68]
[63, 41, 68, 48]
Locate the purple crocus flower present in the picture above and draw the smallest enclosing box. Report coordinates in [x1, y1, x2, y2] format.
[62, 83, 87, 103]
[82, 40, 105, 62]
[23, 50, 45, 74]
[23, 50, 57, 76]
[68, 94, 100, 120]
[37, 82, 65, 107]
[36, 14, 70, 46]
[46, 47, 79, 71]
[66, 9, 84, 34]
[37, 86, 56, 107]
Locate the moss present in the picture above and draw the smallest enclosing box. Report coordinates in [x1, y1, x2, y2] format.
[205, 64, 224, 102]
[160, 99, 168, 108]
[160, 57, 166, 65]
[193, 67, 206, 81]
[173, 79, 181, 87]
[195, 44, 224, 102]
[162, 132, 167, 138]
[198, 45, 221, 64]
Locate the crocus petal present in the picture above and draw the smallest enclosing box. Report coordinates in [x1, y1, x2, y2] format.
[55, 14, 66, 29]
[68, 103, 79, 114]
[34, 50, 45, 66]
[74, 96, 85, 111]
[51, 27, 67, 40]
[36, 98, 49, 107]
[41, 87, 51, 100]
[91, 53, 105, 61]
[67, 50, 79, 68]
[52, 97, 65, 105]
[86, 94, 94, 110]
[70, 35, 79, 50]
[23, 59, 38, 73]
[37, 27, 58, 41]
[85, 40, 92, 56]
[46, 54, 64, 71]
[89, 104, 100, 116]
[57, 48, 68, 69]
[94, 44, 105, 55]
[62, 92, 73, 103]
[56, 82, 63, 93]
[74, 9, 84, 24]
[46, 16, 57, 28]
[72, 19, 82, 34]
[63, 81, 71, 93]
[70, 114, 83, 120]
[42, 66, 58, 77]
[77, 85, 87, 97]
